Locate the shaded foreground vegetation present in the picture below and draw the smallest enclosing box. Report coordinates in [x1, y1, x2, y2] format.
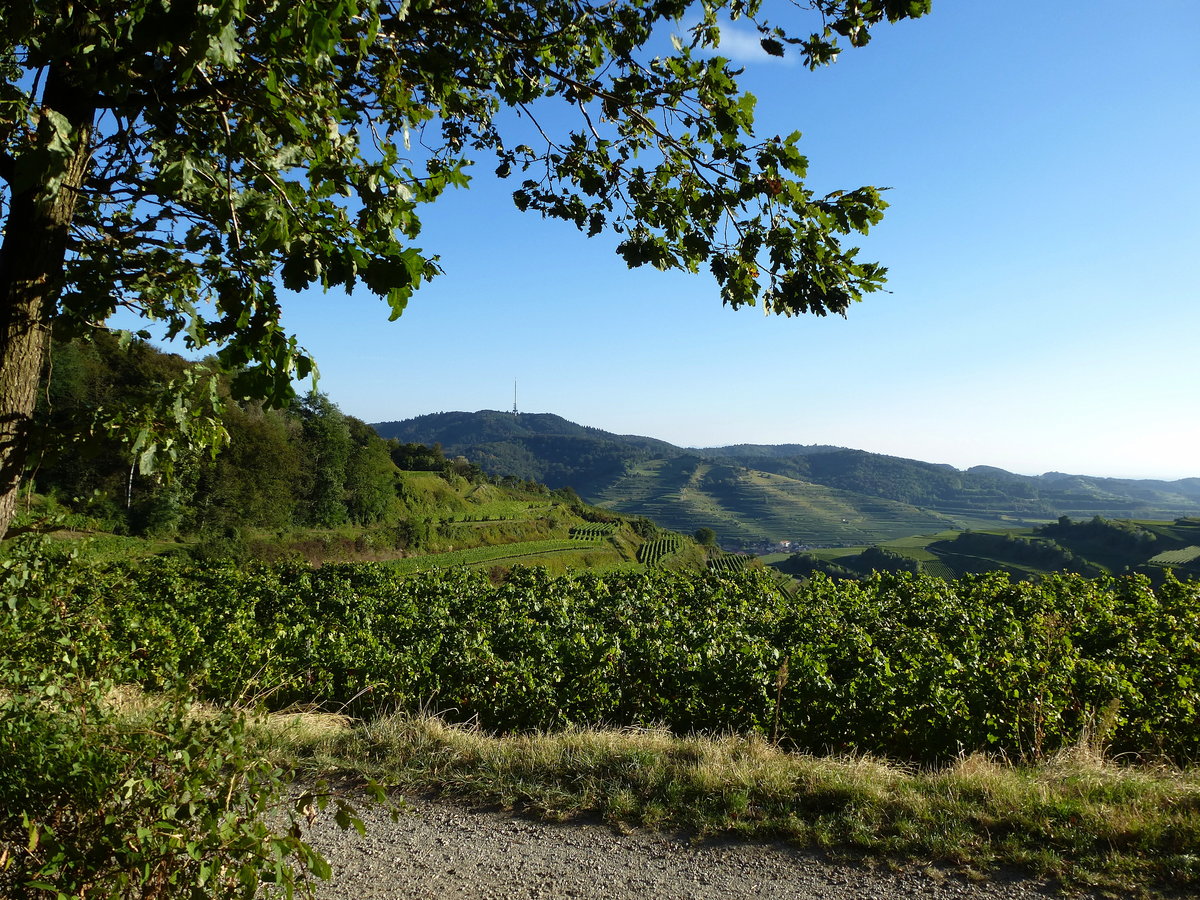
[0, 538, 365, 898]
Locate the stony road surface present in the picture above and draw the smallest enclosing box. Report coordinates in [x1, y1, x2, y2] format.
[302, 796, 1078, 900]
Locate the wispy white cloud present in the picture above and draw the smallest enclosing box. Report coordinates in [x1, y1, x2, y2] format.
[679, 21, 798, 67]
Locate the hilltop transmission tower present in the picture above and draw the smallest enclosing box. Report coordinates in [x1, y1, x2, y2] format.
[512, 379, 518, 415]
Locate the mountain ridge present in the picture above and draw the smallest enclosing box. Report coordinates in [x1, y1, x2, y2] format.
[372, 411, 1200, 546]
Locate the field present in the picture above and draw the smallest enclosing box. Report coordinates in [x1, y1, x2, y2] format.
[867, 532, 947, 562]
[593, 459, 965, 547]
[770, 519, 1200, 582]
[7, 542, 1200, 898]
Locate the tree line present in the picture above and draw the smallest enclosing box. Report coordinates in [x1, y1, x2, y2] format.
[26, 334, 514, 543]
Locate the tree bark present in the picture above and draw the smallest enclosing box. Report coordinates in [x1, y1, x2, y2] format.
[0, 63, 94, 539]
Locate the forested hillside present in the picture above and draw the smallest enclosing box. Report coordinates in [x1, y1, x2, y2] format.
[376, 411, 1200, 547]
[25, 337, 685, 571]
[34, 334, 428, 544]
[373, 410, 683, 495]
[773, 516, 1200, 585]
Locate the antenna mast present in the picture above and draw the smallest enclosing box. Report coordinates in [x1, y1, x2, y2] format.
[513, 379, 518, 415]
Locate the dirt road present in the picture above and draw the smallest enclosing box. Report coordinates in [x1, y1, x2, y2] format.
[304, 796, 1070, 900]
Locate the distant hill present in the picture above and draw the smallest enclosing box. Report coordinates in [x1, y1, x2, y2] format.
[373, 410, 685, 497]
[701, 443, 849, 459]
[32, 339, 709, 576]
[771, 516, 1200, 584]
[372, 411, 1200, 547]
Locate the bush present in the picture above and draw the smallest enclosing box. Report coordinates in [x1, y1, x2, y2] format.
[0, 536, 347, 898]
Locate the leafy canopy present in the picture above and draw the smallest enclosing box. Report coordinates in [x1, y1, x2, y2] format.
[1, 0, 930, 404]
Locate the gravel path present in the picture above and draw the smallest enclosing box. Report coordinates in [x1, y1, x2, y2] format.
[302, 796, 1072, 900]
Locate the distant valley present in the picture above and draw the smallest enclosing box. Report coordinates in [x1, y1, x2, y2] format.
[373, 410, 1200, 548]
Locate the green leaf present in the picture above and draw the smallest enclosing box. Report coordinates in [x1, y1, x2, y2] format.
[309, 854, 333, 881]
[760, 38, 785, 57]
[363, 253, 415, 297]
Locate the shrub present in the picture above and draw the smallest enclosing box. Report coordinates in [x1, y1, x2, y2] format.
[0, 536, 347, 898]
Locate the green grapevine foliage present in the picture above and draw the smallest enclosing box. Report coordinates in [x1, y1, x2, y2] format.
[29, 560, 1197, 763]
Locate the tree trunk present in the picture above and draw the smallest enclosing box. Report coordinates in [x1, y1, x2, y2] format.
[0, 63, 94, 539]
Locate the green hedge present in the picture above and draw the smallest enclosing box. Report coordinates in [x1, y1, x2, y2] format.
[54, 560, 1200, 762]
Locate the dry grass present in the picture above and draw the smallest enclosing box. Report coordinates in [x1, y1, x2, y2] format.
[258, 712, 1200, 898]
[49, 692, 1184, 897]
[256, 709, 354, 742]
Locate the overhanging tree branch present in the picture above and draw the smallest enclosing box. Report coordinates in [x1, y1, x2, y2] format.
[0, 0, 931, 538]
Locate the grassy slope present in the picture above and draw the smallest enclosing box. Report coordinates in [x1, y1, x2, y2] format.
[39, 467, 707, 577]
[593, 459, 966, 546]
[386, 472, 710, 575]
[777, 520, 1200, 581]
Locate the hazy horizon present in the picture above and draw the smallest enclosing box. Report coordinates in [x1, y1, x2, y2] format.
[374, 407, 1199, 483]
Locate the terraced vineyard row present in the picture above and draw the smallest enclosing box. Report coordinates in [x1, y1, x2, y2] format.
[637, 537, 682, 566]
[1149, 546, 1200, 566]
[920, 559, 956, 579]
[707, 553, 750, 574]
[389, 540, 584, 573]
[569, 524, 618, 541]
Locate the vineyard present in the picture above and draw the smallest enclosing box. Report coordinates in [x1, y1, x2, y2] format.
[706, 553, 750, 574]
[20, 555, 1200, 764]
[387, 540, 585, 573]
[568, 524, 619, 541]
[636, 536, 682, 566]
[1150, 546, 1200, 566]
[919, 558, 956, 579]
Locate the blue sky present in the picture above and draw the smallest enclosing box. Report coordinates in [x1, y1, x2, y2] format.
[258, 2, 1198, 480]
